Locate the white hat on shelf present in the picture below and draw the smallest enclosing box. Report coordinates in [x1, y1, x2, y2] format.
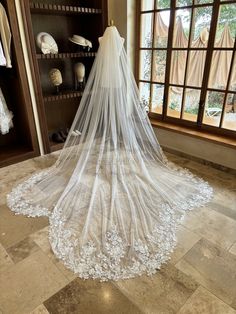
[36, 32, 58, 54]
[69, 35, 92, 49]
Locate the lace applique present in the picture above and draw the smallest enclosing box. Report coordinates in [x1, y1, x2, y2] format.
[48, 178, 212, 281]
[6, 169, 52, 217]
[7, 161, 213, 281]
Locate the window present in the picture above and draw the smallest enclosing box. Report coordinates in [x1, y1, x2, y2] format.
[137, 0, 236, 136]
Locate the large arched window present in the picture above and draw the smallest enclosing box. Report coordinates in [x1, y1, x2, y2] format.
[137, 0, 236, 136]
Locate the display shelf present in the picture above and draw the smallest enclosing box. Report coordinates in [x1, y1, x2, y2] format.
[49, 141, 64, 152]
[0, 0, 40, 168]
[43, 90, 83, 102]
[20, 0, 107, 153]
[36, 52, 96, 59]
[0, 145, 36, 168]
[30, 3, 102, 15]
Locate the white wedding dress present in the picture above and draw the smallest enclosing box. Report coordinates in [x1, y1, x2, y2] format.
[7, 26, 213, 281]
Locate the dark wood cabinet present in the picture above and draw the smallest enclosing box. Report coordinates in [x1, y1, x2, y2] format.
[0, 0, 40, 168]
[20, 0, 108, 153]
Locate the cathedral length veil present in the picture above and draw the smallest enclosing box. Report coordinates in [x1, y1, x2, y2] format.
[7, 26, 213, 281]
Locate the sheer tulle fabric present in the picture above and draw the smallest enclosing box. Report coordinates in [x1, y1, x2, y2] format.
[7, 26, 213, 281]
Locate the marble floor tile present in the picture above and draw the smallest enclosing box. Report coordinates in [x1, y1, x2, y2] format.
[229, 242, 236, 255]
[170, 225, 201, 264]
[114, 264, 198, 314]
[31, 153, 58, 169]
[177, 286, 236, 314]
[7, 236, 40, 263]
[0, 250, 68, 314]
[0, 204, 48, 249]
[44, 277, 142, 314]
[181, 206, 236, 250]
[30, 304, 50, 314]
[208, 201, 236, 221]
[176, 238, 236, 308]
[30, 226, 77, 281]
[0, 242, 14, 272]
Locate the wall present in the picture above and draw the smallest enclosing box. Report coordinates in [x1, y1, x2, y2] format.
[154, 128, 236, 170]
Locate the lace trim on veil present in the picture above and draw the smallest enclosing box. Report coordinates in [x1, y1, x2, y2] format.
[7, 163, 213, 281]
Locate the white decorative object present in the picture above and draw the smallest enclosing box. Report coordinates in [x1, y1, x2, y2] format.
[69, 35, 92, 50]
[36, 32, 58, 54]
[0, 87, 13, 134]
[74, 62, 85, 82]
[49, 68, 62, 86]
[74, 62, 85, 90]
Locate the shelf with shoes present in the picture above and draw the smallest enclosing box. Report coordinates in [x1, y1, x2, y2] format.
[20, 0, 107, 153]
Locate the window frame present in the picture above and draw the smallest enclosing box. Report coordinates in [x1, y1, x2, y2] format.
[135, 0, 236, 138]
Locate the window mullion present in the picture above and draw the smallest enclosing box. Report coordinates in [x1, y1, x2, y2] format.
[149, 0, 157, 112]
[219, 38, 236, 128]
[162, 0, 175, 120]
[197, 0, 220, 127]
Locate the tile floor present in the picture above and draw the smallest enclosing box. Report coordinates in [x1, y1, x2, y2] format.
[0, 152, 235, 314]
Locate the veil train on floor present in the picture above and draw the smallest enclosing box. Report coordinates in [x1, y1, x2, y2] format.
[7, 26, 213, 281]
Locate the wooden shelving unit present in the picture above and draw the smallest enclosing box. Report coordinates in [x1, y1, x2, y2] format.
[36, 52, 96, 59]
[29, 3, 102, 15]
[43, 91, 83, 102]
[20, 0, 107, 153]
[0, 0, 40, 168]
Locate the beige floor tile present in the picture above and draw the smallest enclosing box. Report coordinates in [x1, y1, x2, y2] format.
[114, 264, 198, 314]
[0, 204, 48, 249]
[29, 304, 50, 314]
[177, 286, 236, 314]
[181, 206, 236, 250]
[29, 226, 55, 261]
[170, 225, 201, 264]
[44, 277, 142, 314]
[0, 250, 68, 314]
[7, 236, 40, 263]
[176, 238, 236, 307]
[0, 242, 14, 272]
[208, 201, 236, 221]
[30, 226, 77, 281]
[229, 242, 236, 255]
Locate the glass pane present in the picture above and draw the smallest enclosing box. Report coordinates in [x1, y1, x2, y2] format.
[208, 50, 233, 89]
[140, 50, 152, 81]
[222, 93, 236, 131]
[186, 50, 206, 87]
[194, 0, 213, 3]
[156, 0, 170, 9]
[203, 91, 224, 127]
[177, 0, 192, 7]
[139, 82, 151, 109]
[229, 55, 236, 91]
[141, 13, 153, 48]
[167, 87, 183, 118]
[173, 10, 191, 48]
[152, 50, 167, 83]
[215, 4, 236, 46]
[191, 6, 212, 46]
[154, 11, 170, 48]
[183, 89, 200, 121]
[151, 84, 164, 114]
[170, 50, 187, 85]
[141, 0, 154, 11]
